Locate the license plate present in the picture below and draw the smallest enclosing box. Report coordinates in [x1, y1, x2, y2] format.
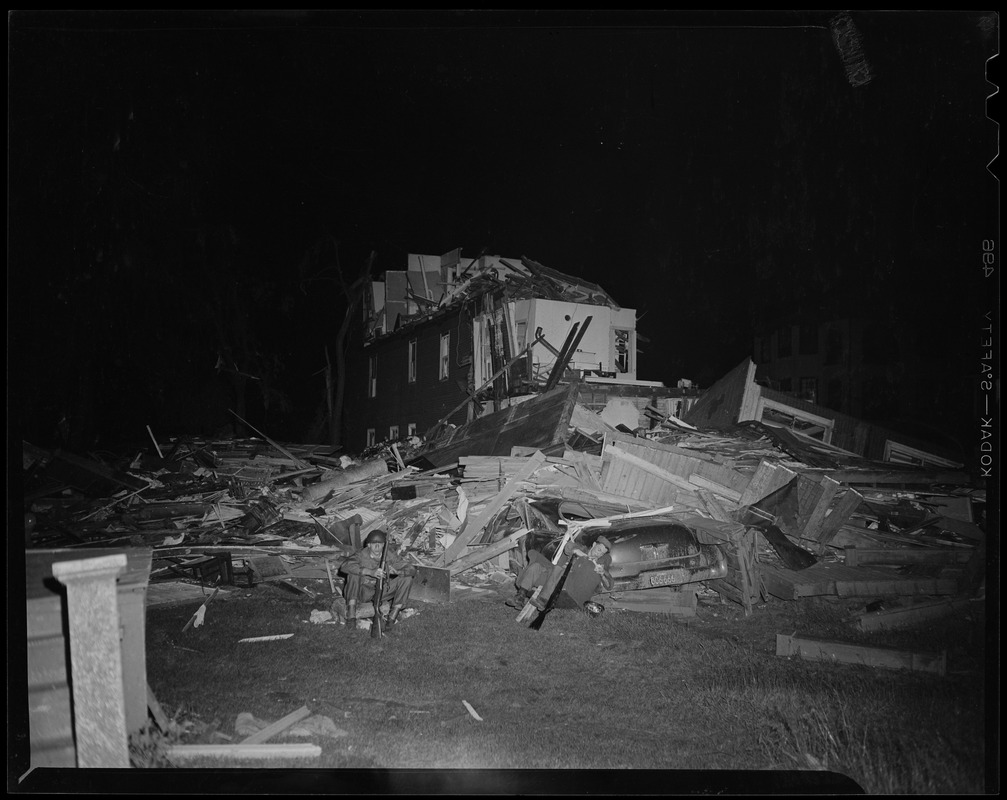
[648, 570, 684, 587]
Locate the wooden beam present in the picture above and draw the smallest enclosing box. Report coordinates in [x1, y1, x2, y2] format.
[166, 743, 321, 762]
[438, 452, 545, 566]
[146, 683, 170, 732]
[804, 468, 972, 486]
[815, 488, 864, 547]
[241, 705, 311, 745]
[604, 445, 695, 492]
[228, 409, 310, 469]
[776, 633, 947, 676]
[738, 460, 794, 507]
[688, 474, 742, 502]
[694, 489, 733, 523]
[844, 547, 973, 568]
[801, 475, 841, 542]
[854, 598, 977, 632]
[929, 516, 984, 542]
[448, 527, 530, 575]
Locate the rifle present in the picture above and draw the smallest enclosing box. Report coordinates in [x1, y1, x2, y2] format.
[371, 540, 389, 639]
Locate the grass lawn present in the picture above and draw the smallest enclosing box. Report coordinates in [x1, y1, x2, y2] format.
[141, 580, 990, 792]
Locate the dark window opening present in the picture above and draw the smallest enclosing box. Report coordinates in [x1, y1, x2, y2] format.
[777, 326, 792, 357]
[799, 324, 819, 355]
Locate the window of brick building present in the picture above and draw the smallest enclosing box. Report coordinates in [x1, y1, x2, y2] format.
[799, 323, 819, 355]
[777, 326, 792, 357]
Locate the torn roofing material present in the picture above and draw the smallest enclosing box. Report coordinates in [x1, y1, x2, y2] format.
[367, 251, 621, 341]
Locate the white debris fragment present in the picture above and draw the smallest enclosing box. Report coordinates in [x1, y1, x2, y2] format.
[238, 634, 295, 643]
[462, 700, 483, 722]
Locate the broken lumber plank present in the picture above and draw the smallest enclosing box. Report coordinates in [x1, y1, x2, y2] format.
[147, 683, 170, 732]
[799, 467, 971, 486]
[438, 451, 545, 566]
[275, 579, 316, 598]
[694, 488, 733, 523]
[605, 587, 697, 616]
[776, 633, 947, 676]
[302, 459, 390, 503]
[240, 705, 311, 745]
[535, 485, 658, 512]
[928, 516, 984, 542]
[604, 445, 695, 492]
[814, 488, 865, 548]
[228, 410, 310, 469]
[706, 577, 747, 607]
[448, 527, 531, 575]
[760, 561, 959, 600]
[738, 460, 788, 507]
[166, 743, 321, 762]
[801, 475, 841, 544]
[844, 547, 973, 568]
[688, 474, 742, 502]
[411, 565, 451, 604]
[853, 598, 978, 632]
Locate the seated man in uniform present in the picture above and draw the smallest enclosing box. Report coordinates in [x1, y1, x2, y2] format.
[340, 529, 417, 628]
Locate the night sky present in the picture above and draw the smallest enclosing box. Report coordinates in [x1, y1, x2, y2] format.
[9, 10, 999, 453]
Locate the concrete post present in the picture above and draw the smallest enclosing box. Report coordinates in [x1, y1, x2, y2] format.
[52, 554, 130, 768]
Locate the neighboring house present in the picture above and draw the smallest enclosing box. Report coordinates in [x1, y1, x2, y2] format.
[342, 250, 683, 452]
[684, 358, 965, 469]
[752, 317, 909, 420]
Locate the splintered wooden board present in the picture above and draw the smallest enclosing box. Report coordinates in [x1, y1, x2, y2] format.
[410, 566, 451, 604]
[604, 587, 697, 616]
[776, 633, 947, 676]
[759, 561, 958, 600]
[600, 431, 748, 507]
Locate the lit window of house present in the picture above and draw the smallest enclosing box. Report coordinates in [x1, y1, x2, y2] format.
[407, 423, 417, 437]
[408, 339, 417, 383]
[368, 355, 377, 398]
[366, 428, 376, 447]
[439, 332, 450, 380]
[389, 425, 399, 440]
[613, 329, 632, 374]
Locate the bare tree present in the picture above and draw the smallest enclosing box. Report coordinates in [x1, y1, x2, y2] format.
[300, 238, 375, 447]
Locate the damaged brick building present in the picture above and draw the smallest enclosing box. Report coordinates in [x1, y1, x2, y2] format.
[341, 250, 695, 453]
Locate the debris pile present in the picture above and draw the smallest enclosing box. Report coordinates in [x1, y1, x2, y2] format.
[23, 378, 985, 629]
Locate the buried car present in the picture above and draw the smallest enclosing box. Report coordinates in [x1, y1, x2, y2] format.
[521, 499, 730, 595]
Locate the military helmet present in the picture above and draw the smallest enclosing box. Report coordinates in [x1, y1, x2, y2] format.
[364, 529, 388, 545]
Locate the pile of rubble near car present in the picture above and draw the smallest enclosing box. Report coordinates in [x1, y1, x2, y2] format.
[23, 392, 985, 630]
